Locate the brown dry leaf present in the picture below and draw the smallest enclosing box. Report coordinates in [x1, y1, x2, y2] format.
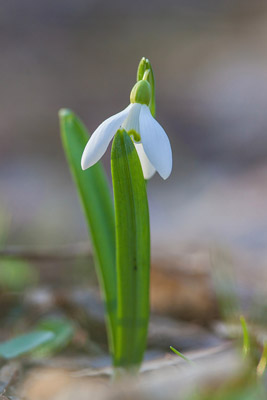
[150, 254, 217, 323]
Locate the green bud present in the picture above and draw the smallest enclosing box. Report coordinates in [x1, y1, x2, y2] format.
[137, 57, 149, 82]
[130, 79, 151, 106]
[136, 57, 156, 116]
[142, 69, 150, 82]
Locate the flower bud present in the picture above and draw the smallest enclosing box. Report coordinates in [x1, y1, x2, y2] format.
[137, 57, 149, 82]
[130, 80, 151, 106]
[136, 57, 156, 117]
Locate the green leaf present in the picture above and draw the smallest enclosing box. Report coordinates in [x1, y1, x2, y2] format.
[137, 57, 156, 117]
[0, 331, 54, 359]
[59, 109, 116, 354]
[34, 318, 75, 356]
[111, 129, 150, 368]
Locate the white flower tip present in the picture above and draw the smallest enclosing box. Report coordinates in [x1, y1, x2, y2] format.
[81, 161, 86, 171]
[134, 142, 156, 180]
[59, 108, 73, 119]
[81, 150, 91, 170]
[139, 105, 173, 180]
[81, 159, 87, 171]
[161, 168, 172, 180]
[159, 154, 172, 180]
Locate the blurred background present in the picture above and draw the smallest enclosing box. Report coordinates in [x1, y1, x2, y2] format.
[1, 0, 267, 311]
[1, 0, 267, 250]
[0, 0, 267, 312]
[0, 1, 267, 397]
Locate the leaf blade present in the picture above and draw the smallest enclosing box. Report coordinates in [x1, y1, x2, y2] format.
[59, 109, 116, 353]
[0, 331, 54, 359]
[111, 129, 150, 368]
[34, 318, 75, 356]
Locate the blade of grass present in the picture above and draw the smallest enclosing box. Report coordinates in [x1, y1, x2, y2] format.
[111, 129, 150, 369]
[240, 315, 250, 357]
[59, 109, 116, 354]
[170, 346, 193, 364]
[257, 341, 267, 377]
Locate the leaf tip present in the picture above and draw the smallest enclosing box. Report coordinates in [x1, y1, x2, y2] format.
[59, 108, 74, 121]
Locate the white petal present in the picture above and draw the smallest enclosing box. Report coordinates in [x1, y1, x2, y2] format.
[122, 103, 142, 136]
[134, 143, 156, 179]
[139, 105, 172, 179]
[81, 104, 132, 170]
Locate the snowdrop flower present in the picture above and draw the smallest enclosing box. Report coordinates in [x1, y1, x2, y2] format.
[81, 78, 172, 179]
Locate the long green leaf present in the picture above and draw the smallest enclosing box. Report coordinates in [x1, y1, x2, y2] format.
[111, 129, 150, 369]
[59, 109, 116, 353]
[0, 331, 54, 359]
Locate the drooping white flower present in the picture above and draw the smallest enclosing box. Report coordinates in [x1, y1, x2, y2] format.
[81, 79, 172, 179]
